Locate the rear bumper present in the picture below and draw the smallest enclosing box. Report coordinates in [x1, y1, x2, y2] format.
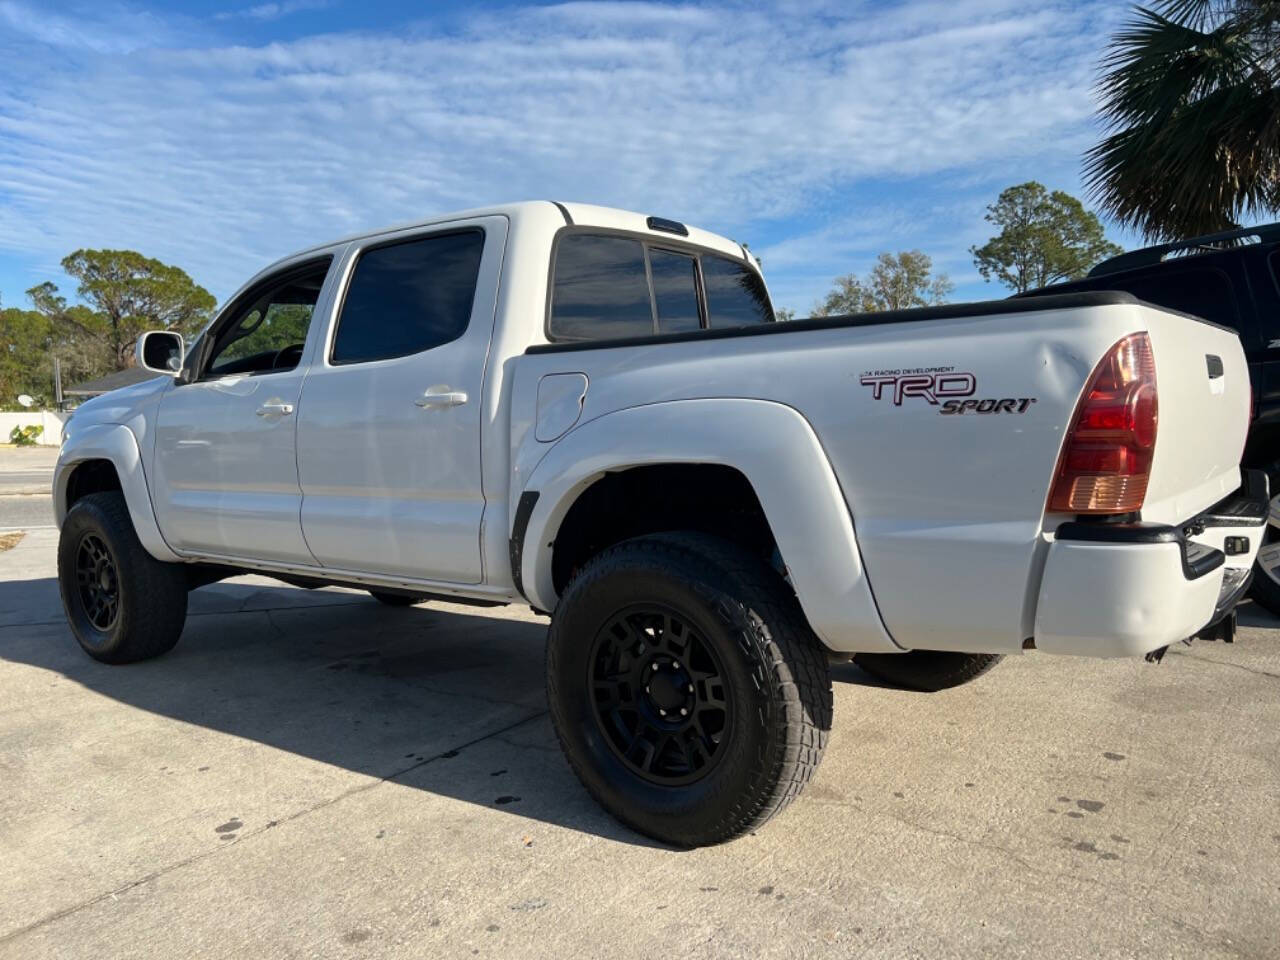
[1033, 470, 1267, 658]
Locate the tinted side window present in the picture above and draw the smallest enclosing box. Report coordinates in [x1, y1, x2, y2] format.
[649, 248, 701, 333]
[550, 235, 654, 340]
[702, 255, 774, 327]
[1111, 268, 1240, 332]
[332, 230, 484, 365]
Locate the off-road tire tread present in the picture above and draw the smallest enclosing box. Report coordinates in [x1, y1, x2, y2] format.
[547, 532, 832, 846]
[852, 650, 1002, 692]
[58, 492, 188, 664]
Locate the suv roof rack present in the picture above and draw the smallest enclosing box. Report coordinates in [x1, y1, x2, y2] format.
[1088, 222, 1280, 278]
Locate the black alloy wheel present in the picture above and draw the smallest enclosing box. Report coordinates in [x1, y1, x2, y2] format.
[57, 491, 189, 664]
[588, 606, 730, 786]
[75, 533, 120, 631]
[546, 532, 833, 846]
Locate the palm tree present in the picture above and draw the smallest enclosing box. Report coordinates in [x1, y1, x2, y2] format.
[1085, 0, 1280, 241]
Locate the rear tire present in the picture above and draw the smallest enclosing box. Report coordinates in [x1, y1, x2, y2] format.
[547, 532, 832, 847]
[1247, 476, 1280, 616]
[57, 492, 188, 664]
[852, 650, 1002, 692]
[369, 591, 426, 607]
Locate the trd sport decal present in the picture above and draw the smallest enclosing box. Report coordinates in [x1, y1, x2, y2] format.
[859, 367, 1037, 414]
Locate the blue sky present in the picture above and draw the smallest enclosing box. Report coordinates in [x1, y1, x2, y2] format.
[0, 0, 1135, 315]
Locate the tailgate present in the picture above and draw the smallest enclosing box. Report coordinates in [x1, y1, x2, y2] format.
[1140, 306, 1251, 524]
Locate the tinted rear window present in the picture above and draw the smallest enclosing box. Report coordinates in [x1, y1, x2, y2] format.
[702, 255, 774, 327]
[332, 230, 484, 364]
[550, 235, 654, 340]
[649, 248, 701, 333]
[548, 232, 774, 341]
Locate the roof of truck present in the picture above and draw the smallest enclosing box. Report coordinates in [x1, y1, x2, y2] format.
[279, 200, 749, 267]
[211, 201, 757, 329]
[219, 201, 755, 316]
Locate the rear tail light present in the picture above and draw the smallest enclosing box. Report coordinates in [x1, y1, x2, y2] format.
[1048, 332, 1157, 514]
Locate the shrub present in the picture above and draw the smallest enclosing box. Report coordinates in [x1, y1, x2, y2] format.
[10, 424, 43, 446]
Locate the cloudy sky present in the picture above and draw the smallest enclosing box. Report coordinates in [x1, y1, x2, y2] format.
[0, 0, 1134, 314]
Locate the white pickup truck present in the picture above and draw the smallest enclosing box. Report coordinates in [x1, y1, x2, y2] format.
[54, 201, 1266, 846]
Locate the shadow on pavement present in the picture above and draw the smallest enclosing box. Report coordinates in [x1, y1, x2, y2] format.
[0, 574, 896, 848]
[0, 576, 672, 847]
[1232, 597, 1280, 629]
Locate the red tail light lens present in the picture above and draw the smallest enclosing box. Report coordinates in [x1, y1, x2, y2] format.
[1048, 332, 1157, 514]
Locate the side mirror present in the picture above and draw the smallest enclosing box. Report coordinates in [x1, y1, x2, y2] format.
[137, 331, 184, 375]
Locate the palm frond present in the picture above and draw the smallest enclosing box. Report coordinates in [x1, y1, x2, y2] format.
[1153, 0, 1218, 30]
[1087, 0, 1280, 240]
[1097, 10, 1251, 125]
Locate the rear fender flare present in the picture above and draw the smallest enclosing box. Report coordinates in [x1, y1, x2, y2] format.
[518, 398, 899, 653]
[54, 423, 180, 563]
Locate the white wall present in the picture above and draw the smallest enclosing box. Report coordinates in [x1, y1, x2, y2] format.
[0, 411, 69, 446]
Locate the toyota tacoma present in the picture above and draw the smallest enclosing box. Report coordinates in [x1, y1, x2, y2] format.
[54, 201, 1266, 846]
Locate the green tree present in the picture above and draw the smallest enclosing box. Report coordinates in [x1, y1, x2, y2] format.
[971, 182, 1122, 292]
[0, 305, 55, 408]
[1086, 0, 1280, 240]
[29, 250, 215, 371]
[812, 251, 952, 316]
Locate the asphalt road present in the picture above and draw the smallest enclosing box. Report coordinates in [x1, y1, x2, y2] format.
[0, 448, 56, 529]
[1, 528, 1278, 959]
[0, 470, 56, 488]
[0, 496, 54, 529]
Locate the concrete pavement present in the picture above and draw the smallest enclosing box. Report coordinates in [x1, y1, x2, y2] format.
[1, 527, 1278, 958]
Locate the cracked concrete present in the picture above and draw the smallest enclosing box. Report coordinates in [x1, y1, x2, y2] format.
[2, 527, 1279, 958]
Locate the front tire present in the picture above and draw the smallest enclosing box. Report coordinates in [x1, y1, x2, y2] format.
[852, 650, 1002, 692]
[547, 533, 832, 847]
[57, 492, 188, 664]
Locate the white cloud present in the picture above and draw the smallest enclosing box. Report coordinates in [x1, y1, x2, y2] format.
[0, 0, 1126, 304]
[0, 1, 183, 53]
[214, 0, 333, 23]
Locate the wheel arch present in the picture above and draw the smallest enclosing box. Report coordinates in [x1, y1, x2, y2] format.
[547, 462, 780, 595]
[55, 423, 180, 563]
[515, 398, 900, 654]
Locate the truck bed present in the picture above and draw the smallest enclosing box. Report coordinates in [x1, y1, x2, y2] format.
[515, 291, 1252, 655]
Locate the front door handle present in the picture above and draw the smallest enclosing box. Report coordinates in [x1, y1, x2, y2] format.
[414, 385, 468, 408]
[256, 400, 294, 417]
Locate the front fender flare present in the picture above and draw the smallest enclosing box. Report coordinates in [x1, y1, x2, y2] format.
[54, 423, 180, 563]
[517, 398, 899, 654]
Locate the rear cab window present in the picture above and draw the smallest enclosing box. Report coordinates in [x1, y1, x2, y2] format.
[700, 255, 772, 328]
[548, 232, 773, 342]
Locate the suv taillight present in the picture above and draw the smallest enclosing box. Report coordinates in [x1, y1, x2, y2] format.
[1048, 332, 1158, 515]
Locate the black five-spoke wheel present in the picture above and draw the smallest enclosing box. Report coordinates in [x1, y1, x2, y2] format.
[589, 607, 729, 785]
[75, 533, 120, 631]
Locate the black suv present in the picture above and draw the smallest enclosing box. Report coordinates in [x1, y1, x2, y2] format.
[1024, 223, 1280, 613]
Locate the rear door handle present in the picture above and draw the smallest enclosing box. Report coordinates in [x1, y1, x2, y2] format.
[415, 386, 468, 408]
[256, 400, 294, 417]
